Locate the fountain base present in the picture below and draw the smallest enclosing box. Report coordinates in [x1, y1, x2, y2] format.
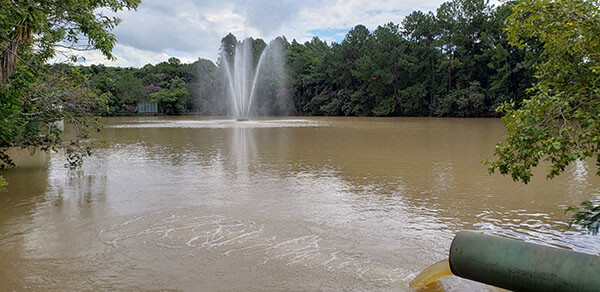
[236, 118, 250, 122]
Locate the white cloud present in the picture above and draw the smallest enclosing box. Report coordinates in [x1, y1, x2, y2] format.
[61, 0, 451, 67]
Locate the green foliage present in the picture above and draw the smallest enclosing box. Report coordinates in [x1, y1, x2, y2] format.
[286, 0, 535, 117]
[0, 0, 139, 176]
[487, 0, 600, 233]
[148, 86, 189, 115]
[115, 73, 145, 104]
[1, 0, 538, 122]
[0, 175, 6, 189]
[435, 81, 489, 117]
[1, 0, 140, 79]
[566, 201, 600, 235]
[1, 65, 105, 170]
[1, 0, 539, 121]
[78, 56, 227, 115]
[489, 0, 600, 182]
[74, 0, 534, 120]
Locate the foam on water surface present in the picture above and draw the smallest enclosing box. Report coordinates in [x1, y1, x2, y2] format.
[98, 207, 407, 287]
[109, 119, 324, 129]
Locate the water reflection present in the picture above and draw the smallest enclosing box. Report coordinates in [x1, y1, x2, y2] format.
[0, 149, 51, 290]
[229, 127, 257, 181]
[0, 117, 599, 291]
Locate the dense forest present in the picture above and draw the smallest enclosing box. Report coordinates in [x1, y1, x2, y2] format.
[53, 0, 539, 117]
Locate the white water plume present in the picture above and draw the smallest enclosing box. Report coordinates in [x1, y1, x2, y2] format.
[221, 39, 267, 119]
[221, 37, 290, 119]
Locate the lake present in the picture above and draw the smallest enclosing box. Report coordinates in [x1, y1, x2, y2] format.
[1, 116, 598, 291]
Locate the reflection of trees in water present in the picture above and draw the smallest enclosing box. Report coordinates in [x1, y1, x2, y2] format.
[3, 147, 51, 169]
[223, 119, 600, 236]
[0, 148, 51, 213]
[42, 119, 600, 245]
[53, 170, 108, 214]
[1, 147, 114, 269]
[101, 126, 229, 168]
[17, 154, 110, 258]
[91, 119, 600, 223]
[0, 150, 51, 290]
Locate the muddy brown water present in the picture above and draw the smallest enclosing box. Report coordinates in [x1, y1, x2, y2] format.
[1, 116, 598, 291]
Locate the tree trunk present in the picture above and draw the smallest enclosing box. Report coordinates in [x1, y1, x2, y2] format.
[447, 51, 452, 95]
[431, 55, 435, 107]
[0, 40, 20, 83]
[0, 27, 31, 83]
[392, 49, 401, 115]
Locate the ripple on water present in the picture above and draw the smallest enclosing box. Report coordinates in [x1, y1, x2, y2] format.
[473, 209, 600, 255]
[97, 207, 408, 288]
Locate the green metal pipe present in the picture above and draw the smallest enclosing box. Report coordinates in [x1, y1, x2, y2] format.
[449, 231, 600, 292]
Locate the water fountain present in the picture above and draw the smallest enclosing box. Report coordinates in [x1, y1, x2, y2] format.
[221, 39, 269, 121]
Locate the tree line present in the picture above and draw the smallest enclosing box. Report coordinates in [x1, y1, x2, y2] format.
[289, 0, 539, 117]
[51, 0, 539, 118]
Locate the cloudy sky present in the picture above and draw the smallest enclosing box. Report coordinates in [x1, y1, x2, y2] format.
[69, 0, 451, 67]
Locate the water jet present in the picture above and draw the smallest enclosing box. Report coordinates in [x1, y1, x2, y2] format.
[409, 259, 453, 289]
[221, 38, 269, 121]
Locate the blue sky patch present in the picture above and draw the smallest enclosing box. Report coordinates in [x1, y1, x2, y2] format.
[308, 28, 351, 43]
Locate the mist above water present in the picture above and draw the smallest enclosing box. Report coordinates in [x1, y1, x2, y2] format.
[220, 36, 291, 119]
